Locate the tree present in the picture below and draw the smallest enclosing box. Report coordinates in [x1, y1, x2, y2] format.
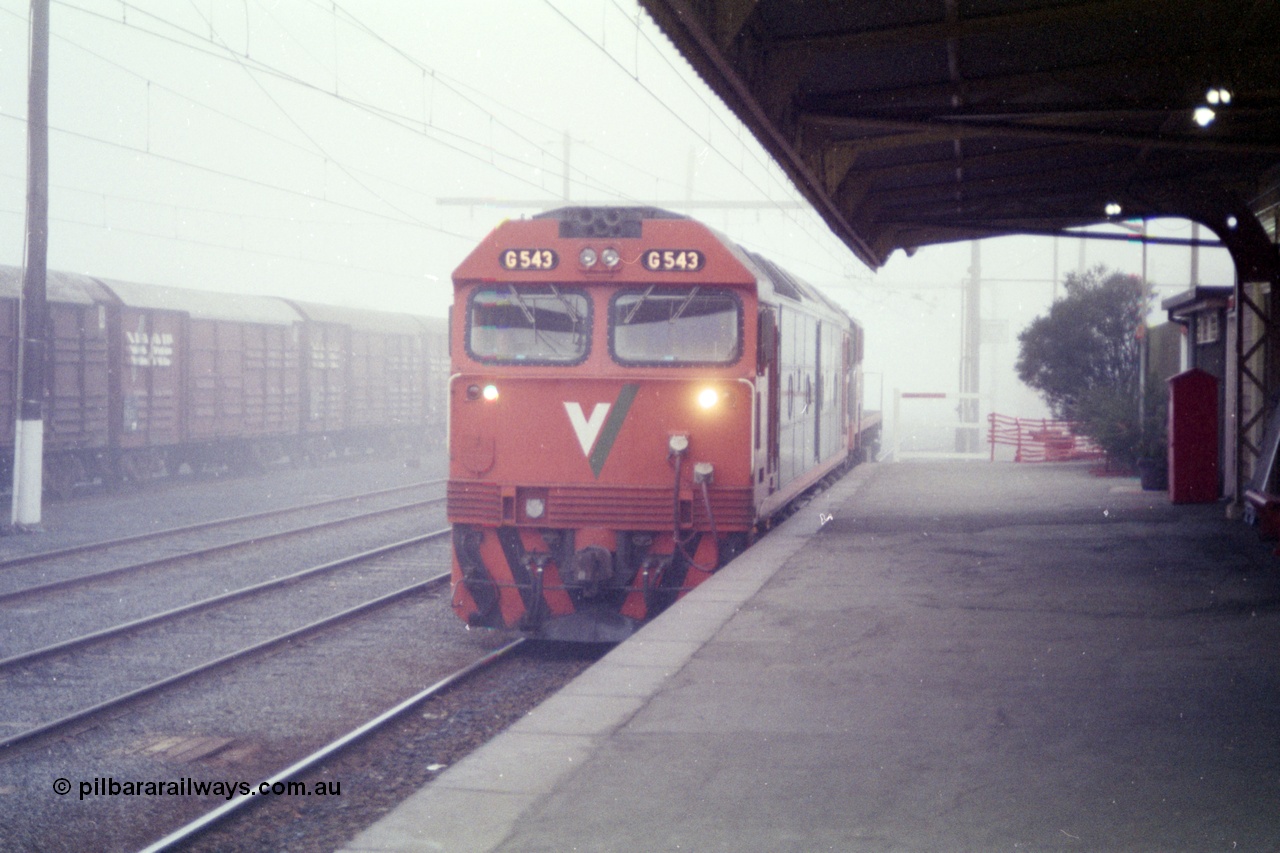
[1016, 265, 1155, 462]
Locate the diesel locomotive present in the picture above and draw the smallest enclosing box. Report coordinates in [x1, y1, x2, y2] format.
[447, 206, 875, 641]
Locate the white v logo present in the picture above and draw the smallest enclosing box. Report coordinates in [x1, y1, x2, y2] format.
[564, 402, 611, 457]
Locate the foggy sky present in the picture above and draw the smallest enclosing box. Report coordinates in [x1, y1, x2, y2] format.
[0, 0, 1238, 432]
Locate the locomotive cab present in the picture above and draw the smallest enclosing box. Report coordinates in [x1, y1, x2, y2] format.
[447, 207, 858, 641]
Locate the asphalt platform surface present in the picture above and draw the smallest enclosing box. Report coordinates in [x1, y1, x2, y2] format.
[342, 460, 1280, 852]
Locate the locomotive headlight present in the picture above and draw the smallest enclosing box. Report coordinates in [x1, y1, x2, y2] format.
[524, 497, 545, 519]
[601, 248, 620, 268]
[579, 247, 598, 268]
[697, 387, 720, 409]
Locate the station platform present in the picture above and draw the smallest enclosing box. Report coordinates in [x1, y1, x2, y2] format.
[340, 460, 1280, 852]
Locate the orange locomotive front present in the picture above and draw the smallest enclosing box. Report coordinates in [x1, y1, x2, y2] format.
[447, 207, 761, 641]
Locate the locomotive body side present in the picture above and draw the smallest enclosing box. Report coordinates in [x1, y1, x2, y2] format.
[447, 207, 860, 641]
[746, 252, 862, 520]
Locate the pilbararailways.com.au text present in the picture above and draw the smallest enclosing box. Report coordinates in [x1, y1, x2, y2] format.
[55, 776, 341, 801]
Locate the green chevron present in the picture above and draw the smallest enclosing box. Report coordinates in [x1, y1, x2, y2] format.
[588, 383, 639, 478]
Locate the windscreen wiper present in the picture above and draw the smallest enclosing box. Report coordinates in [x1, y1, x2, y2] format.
[621, 285, 655, 325]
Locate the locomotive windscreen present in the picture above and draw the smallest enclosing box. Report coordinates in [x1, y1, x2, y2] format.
[611, 287, 741, 365]
[468, 285, 589, 363]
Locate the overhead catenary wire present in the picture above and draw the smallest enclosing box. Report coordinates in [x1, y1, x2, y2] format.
[563, 0, 861, 273]
[2, 0, 869, 300]
[44, 1, 615, 204]
[39, 1, 822, 225]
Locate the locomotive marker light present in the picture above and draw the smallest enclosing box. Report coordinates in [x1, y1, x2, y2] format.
[578, 247, 597, 268]
[465, 383, 500, 402]
[668, 433, 689, 455]
[601, 248, 621, 268]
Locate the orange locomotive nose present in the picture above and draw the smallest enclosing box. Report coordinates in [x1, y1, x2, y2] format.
[446, 206, 866, 641]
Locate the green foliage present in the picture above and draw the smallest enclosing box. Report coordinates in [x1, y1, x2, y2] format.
[1016, 265, 1158, 464]
[1017, 265, 1151, 420]
[1073, 382, 1167, 466]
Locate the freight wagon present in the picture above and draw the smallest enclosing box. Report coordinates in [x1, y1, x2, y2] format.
[0, 265, 447, 498]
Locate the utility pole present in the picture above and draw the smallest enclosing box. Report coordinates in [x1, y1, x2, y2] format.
[12, 0, 49, 529]
[1190, 222, 1200, 286]
[957, 240, 981, 453]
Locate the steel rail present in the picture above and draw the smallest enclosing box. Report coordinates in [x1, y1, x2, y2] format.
[0, 491, 445, 605]
[0, 528, 452, 670]
[0, 478, 444, 571]
[0, 546, 455, 753]
[135, 638, 526, 853]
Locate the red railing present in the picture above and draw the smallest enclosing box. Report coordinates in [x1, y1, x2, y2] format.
[987, 413, 1104, 462]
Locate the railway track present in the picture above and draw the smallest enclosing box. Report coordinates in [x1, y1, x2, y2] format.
[136, 639, 527, 853]
[0, 478, 446, 602]
[0, 530, 541, 853]
[0, 456, 605, 852]
[2, 488, 449, 655]
[0, 527, 454, 752]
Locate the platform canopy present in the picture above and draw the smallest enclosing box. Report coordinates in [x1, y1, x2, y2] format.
[638, 0, 1280, 269]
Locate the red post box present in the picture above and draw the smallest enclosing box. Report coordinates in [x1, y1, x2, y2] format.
[1167, 368, 1219, 504]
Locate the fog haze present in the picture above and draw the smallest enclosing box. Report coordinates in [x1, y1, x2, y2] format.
[1, 1, 1238, 443]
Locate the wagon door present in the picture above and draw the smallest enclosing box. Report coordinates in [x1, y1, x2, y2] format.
[258, 323, 298, 436]
[241, 323, 266, 435]
[114, 306, 182, 450]
[304, 321, 346, 434]
[347, 327, 376, 430]
[216, 321, 246, 437]
[188, 318, 237, 442]
[365, 331, 388, 428]
[233, 320, 296, 440]
[48, 302, 109, 452]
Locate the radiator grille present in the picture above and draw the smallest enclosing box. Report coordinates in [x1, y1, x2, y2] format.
[447, 481, 501, 523]
[447, 480, 755, 530]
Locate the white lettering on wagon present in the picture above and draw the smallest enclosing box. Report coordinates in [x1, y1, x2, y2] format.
[564, 402, 610, 458]
[125, 331, 174, 367]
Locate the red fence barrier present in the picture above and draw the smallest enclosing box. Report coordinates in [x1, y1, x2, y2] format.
[987, 413, 1104, 462]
